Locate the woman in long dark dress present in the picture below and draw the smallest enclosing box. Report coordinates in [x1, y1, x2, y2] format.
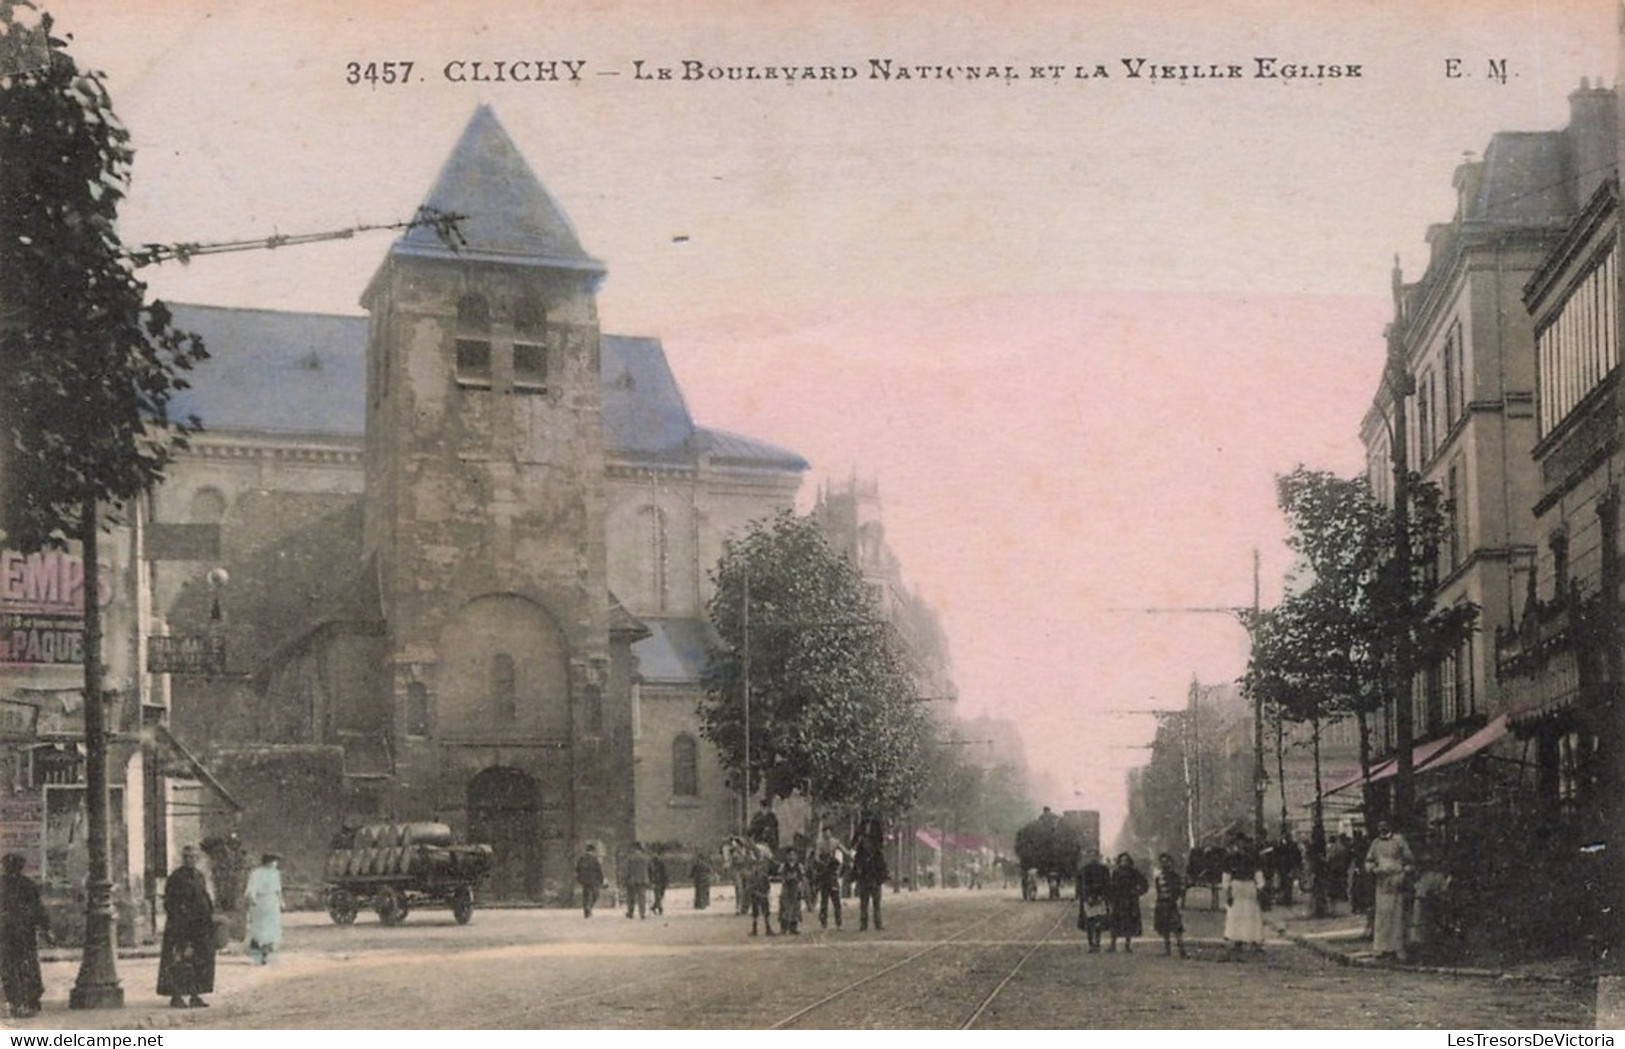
[1106, 852, 1148, 953]
[1, 853, 50, 1018]
[157, 845, 216, 1008]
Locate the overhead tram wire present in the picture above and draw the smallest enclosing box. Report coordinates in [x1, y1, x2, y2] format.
[122, 207, 468, 268]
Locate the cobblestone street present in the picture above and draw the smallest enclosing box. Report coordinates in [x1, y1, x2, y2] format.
[11, 889, 1604, 1030]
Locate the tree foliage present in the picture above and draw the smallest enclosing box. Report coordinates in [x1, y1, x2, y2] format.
[0, 2, 206, 550]
[701, 511, 932, 817]
[1245, 468, 1477, 735]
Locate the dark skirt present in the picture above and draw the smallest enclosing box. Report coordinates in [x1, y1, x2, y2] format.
[1153, 898, 1184, 936]
[1, 929, 44, 1008]
[1109, 898, 1143, 937]
[156, 920, 216, 997]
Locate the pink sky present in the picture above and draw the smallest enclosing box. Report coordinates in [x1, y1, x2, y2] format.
[42, 0, 1619, 841]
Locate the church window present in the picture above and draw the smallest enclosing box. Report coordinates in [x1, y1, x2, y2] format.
[455, 293, 492, 386]
[407, 681, 430, 736]
[492, 652, 516, 719]
[672, 733, 698, 797]
[513, 296, 548, 392]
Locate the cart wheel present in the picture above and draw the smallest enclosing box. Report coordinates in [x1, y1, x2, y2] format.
[327, 889, 359, 925]
[375, 887, 408, 926]
[452, 886, 474, 925]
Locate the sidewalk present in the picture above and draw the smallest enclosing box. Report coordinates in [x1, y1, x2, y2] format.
[1265, 899, 1602, 985]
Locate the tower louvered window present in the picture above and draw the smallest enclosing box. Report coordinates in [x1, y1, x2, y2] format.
[455, 293, 492, 386]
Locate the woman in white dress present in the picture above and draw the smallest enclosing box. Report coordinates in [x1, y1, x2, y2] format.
[242, 853, 284, 965]
[1221, 835, 1265, 956]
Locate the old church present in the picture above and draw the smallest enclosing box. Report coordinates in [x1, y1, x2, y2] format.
[151, 105, 806, 903]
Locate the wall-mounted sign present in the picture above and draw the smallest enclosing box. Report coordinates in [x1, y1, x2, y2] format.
[0, 549, 112, 667]
[148, 634, 226, 676]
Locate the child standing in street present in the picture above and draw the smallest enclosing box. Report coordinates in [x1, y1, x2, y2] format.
[747, 856, 775, 937]
[1153, 852, 1189, 958]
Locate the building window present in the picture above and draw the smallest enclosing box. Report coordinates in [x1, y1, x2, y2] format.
[513, 343, 547, 390]
[1445, 461, 1463, 571]
[513, 296, 547, 393]
[456, 293, 492, 386]
[1537, 245, 1619, 437]
[492, 652, 516, 720]
[1550, 531, 1570, 601]
[1442, 323, 1463, 426]
[672, 733, 699, 797]
[407, 682, 431, 736]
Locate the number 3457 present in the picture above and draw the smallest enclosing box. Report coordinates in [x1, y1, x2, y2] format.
[346, 61, 415, 86]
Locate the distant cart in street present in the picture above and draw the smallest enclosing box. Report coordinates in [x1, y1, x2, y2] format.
[323, 822, 494, 926]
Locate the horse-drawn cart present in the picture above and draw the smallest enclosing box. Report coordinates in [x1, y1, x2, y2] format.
[323, 822, 493, 926]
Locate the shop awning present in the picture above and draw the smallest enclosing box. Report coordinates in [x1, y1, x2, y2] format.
[1319, 734, 1457, 796]
[1420, 714, 1509, 771]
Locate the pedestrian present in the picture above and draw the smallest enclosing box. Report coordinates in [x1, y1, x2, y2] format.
[1076, 848, 1111, 953]
[1152, 853, 1188, 958]
[812, 825, 844, 930]
[1221, 834, 1266, 957]
[1407, 846, 1454, 964]
[777, 848, 806, 934]
[622, 842, 651, 920]
[691, 849, 713, 910]
[1, 853, 50, 1019]
[241, 853, 283, 965]
[157, 844, 216, 1009]
[746, 855, 775, 937]
[649, 849, 668, 916]
[1275, 832, 1302, 908]
[1326, 834, 1351, 907]
[1365, 819, 1415, 961]
[1348, 828, 1373, 915]
[852, 819, 888, 932]
[575, 843, 605, 918]
[1105, 852, 1148, 953]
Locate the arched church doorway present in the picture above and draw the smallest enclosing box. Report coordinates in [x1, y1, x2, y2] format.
[467, 766, 540, 900]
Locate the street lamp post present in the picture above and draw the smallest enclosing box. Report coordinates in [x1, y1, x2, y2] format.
[1385, 264, 1418, 836]
[70, 496, 121, 1009]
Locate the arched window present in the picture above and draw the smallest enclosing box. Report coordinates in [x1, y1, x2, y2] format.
[455, 293, 492, 385]
[672, 734, 698, 797]
[187, 487, 227, 524]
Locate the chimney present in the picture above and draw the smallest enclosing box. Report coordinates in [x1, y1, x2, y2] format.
[1567, 78, 1617, 206]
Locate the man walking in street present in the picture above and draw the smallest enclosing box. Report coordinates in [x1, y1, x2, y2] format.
[649, 849, 668, 916]
[813, 825, 844, 930]
[852, 818, 888, 932]
[622, 841, 652, 920]
[575, 843, 605, 918]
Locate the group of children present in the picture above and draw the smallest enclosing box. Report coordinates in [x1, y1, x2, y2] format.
[744, 845, 806, 936]
[1076, 850, 1189, 957]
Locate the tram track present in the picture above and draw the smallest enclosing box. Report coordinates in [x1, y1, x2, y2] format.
[770, 905, 1070, 1030]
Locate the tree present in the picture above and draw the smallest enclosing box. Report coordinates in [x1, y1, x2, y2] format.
[700, 511, 932, 820]
[0, 3, 206, 1008]
[1244, 467, 1476, 915]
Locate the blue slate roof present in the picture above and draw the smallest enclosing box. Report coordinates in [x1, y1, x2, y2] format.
[632, 617, 717, 684]
[1470, 131, 1574, 224]
[161, 304, 806, 472]
[392, 105, 604, 273]
[165, 304, 368, 436]
[601, 335, 696, 462]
